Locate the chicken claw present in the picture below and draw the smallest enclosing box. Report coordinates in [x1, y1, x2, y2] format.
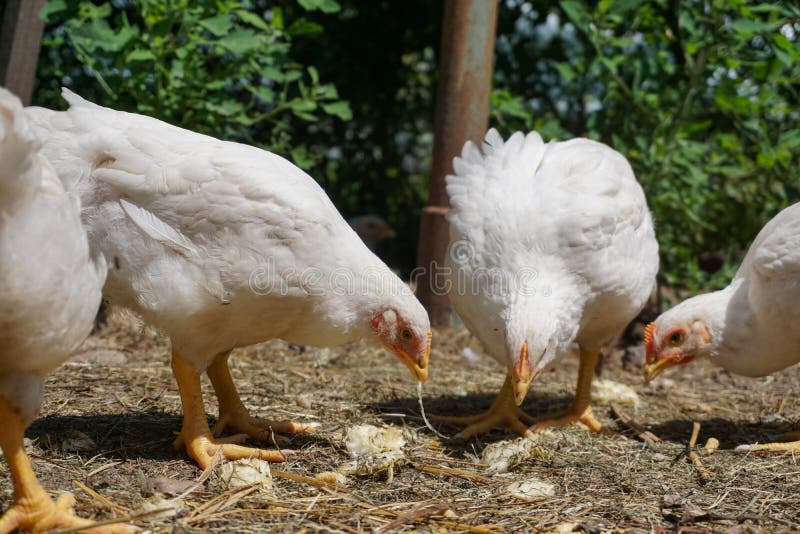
[207, 353, 318, 445]
[532, 348, 603, 433]
[173, 431, 291, 470]
[531, 405, 602, 433]
[432, 375, 535, 438]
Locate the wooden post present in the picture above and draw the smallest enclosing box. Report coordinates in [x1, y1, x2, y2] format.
[0, 0, 47, 105]
[415, 0, 498, 326]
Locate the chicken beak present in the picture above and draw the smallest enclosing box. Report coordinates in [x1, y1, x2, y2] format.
[643, 354, 677, 382]
[643, 351, 694, 382]
[397, 331, 431, 382]
[510, 342, 536, 405]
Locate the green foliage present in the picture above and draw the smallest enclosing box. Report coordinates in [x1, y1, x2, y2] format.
[33, 1, 800, 290]
[492, 0, 800, 292]
[35, 0, 351, 155]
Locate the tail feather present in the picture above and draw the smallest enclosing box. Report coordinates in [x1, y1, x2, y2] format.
[447, 128, 547, 220]
[61, 87, 95, 109]
[0, 88, 41, 197]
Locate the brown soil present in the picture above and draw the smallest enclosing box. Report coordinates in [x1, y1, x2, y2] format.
[1, 311, 798, 533]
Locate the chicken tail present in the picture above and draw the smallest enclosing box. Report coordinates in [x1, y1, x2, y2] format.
[446, 128, 547, 219]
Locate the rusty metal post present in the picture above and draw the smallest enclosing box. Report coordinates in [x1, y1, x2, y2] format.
[415, 0, 498, 326]
[0, 0, 47, 105]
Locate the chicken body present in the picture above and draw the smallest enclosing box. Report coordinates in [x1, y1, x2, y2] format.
[441, 129, 658, 437]
[0, 89, 130, 532]
[26, 90, 430, 468]
[645, 202, 800, 452]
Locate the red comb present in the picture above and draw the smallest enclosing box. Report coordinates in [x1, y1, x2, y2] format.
[644, 322, 657, 363]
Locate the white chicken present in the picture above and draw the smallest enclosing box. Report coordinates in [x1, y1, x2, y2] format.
[0, 89, 130, 532]
[644, 202, 800, 453]
[26, 89, 431, 469]
[437, 129, 658, 437]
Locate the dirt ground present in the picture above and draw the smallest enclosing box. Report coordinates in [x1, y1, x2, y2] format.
[1, 311, 798, 533]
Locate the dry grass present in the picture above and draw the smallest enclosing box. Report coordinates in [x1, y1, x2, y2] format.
[2, 311, 798, 533]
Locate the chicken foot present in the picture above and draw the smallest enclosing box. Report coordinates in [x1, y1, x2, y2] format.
[207, 352, 318, 445]
[431, 375, 535, 438]
[0, 396, 135, 534]
[532, 347, 602, 433]
[171, 351, 290, 469]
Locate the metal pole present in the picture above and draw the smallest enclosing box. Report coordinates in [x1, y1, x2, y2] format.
[415, 0, 498, 326]
[0, 0, 47, 105]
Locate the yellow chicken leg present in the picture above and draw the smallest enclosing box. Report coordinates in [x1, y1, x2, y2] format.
[432, 375, 535, 438]
[532, 347, 602, 432]
[0, 396, 134, 534]
[171, 351, 289, 470]
[207, 352, 317, 443]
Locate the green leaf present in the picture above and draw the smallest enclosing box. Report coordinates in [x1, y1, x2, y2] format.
[608, 0, 639, 16]
[316, 83, 339, 99]
[560, 1, 592, 32]
[126, 49, 156, 62]
[249, 85, 275, 103]
[80, 2, 111, 20]
[297, 0, 341, 14]
[199, 14, 233, 37]
[322, 100, 352, 120]
[236, 10, 270, 32]
[287, 19, 324, 36]
[308, 66, 319, 85]
[69, 19, 135, 53]
[207, 99, 245, 117]
[218, 28, 260, 54]
[290, 146, 315, 169]
[553, 62, 576, 82]
[290, 99, 317, 112]
[271, 7, 284, 30]
[39, 0, 67, 22]
[260, 66, 285, 82]
[730, 19, 774, 36]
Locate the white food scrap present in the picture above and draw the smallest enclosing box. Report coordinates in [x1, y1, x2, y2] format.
[591, 378, 640, 408]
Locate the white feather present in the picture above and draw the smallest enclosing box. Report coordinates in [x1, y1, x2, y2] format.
[119, 198, 197, 258]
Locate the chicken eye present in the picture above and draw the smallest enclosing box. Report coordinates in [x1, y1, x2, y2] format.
[668, 331, 685, 345]
[400, 328, 413, 341]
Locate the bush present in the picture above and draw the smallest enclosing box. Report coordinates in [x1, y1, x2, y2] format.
[34, 1, 800, 292]
[491, 0, 800, 292]
[35, 0, 351, 157]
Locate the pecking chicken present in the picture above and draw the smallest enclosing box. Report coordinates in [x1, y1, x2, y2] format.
[438, 129, 658, 438]
[26, 89, 431, 469]
[644, 202, 800, 453]
[348, 214, 397, 251]
[0, 89, 131, 532]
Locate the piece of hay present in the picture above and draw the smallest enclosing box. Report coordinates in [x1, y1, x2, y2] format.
[315, 471, 348, 488]
[417, 381, 448, 438]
